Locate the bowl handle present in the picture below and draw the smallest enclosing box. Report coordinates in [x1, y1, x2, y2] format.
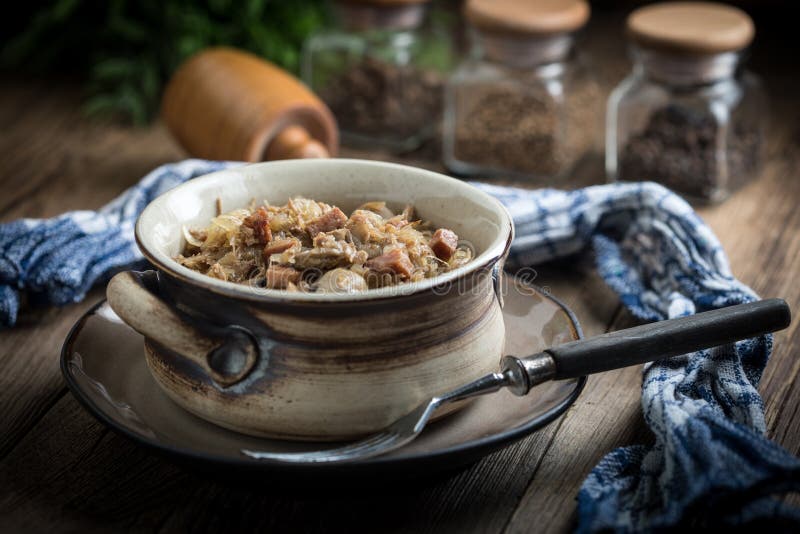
[106, 270, 258, 387]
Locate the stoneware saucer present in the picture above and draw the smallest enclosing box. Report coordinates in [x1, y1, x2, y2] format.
[61, 277, 584, 479]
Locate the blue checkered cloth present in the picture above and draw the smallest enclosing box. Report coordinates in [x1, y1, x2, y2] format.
[476, 182, 800, 530]
[1, 161, 798, 529]
[0, 160, 230, 325]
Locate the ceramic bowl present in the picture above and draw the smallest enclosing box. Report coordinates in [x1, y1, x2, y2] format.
[106, 159, 513, 440]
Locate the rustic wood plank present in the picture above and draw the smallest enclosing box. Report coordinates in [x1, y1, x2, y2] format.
[502, 309, 650, 534]
[0, 302, 84, 459]
[0, 394, 187, 532]
[697, 94, 800, 456]
[0, 83, 184, 460]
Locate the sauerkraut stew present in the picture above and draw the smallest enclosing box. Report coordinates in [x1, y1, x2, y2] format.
[175, 198, 473, 293]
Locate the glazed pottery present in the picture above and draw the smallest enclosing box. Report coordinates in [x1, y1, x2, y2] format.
[106, 159, 513, 440]
[66, 277, 583, 479]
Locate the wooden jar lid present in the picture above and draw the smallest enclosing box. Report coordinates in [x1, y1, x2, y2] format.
[339, 0, 430, 4]
[627, 2, 754, 55]
[161, 48, 337, 162]
[336, 0, 430, 30]
[465, 0, 590, 36]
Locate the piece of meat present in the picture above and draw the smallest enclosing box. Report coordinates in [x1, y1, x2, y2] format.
[365, 249, 414, 279]
[265, 265, 301, 289]
[306, 207, 347, 237]
[430, 228, 458, 261]
[294, 233, 366, 270]
[263, 237, 299, 257]
[242, 207, 272, 245]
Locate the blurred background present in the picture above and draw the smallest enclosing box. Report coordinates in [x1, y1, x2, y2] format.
[1, 0, 794, 126]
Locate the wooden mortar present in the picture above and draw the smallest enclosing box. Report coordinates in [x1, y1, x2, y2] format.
[161, 47, 338, 162]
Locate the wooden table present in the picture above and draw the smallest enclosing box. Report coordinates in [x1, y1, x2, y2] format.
[1, 11, 798, 532]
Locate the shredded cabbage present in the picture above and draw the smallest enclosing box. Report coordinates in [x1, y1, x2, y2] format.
[175, 198, 473, 293]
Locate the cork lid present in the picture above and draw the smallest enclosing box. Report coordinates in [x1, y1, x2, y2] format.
[627, 2, 754, 55]
[465, 0, 590, 36]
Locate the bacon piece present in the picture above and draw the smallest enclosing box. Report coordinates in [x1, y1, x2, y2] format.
[365, 249, 414, 279]
[306, 207, 347, 237]
[265, 265, 301, 289]
[242, 207, 272, 245]
[430, 228, 458, 261]
[263, 237, 299, 257]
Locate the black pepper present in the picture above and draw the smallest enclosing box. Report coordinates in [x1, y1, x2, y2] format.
[618, 105, 761, 202]
[321, 57, 444, 145]
[449, 82, 599, 178]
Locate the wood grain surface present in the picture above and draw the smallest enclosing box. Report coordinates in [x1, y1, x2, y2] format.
[1, 9, 798, 533]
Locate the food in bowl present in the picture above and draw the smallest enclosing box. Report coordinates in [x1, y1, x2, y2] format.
[107, 159, 513, 439]
[175, 197, 473, 292]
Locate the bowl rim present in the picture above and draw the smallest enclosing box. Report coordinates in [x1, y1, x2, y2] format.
[135, 159, 514, 304]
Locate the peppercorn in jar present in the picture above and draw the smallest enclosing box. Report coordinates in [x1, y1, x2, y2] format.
[606, 2, 767, 203]
[443, 0, 601, 182]
[302, 0, 454, 152]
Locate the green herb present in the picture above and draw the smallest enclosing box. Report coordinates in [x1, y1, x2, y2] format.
[2, 0, 329, 124]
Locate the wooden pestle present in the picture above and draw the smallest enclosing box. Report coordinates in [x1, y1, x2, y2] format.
[161, 47, 338, 162]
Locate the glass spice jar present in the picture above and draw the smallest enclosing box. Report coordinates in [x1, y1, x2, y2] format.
[301, 0, 453, 152]
[443, 0, 600, 182]
[606, 2, 767, 204]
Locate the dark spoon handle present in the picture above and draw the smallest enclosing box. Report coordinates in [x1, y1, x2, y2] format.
[550, 298, 791, 380]
[501, 299, 791, 396]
